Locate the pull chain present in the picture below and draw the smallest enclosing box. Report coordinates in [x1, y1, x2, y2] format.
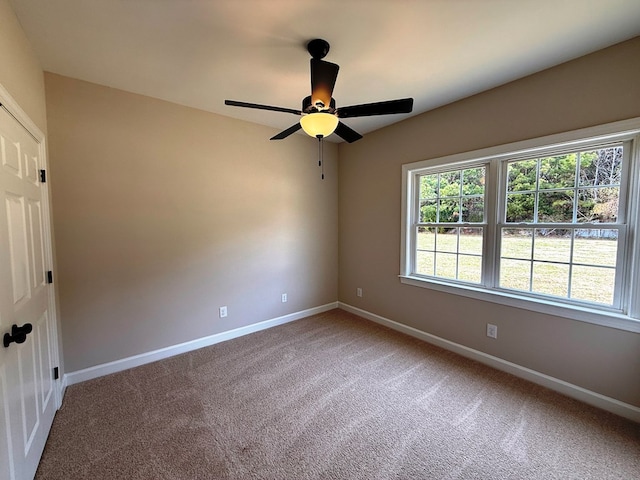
[317, 135, 324, 180]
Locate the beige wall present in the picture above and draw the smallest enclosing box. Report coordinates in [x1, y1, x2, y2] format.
[45, 73, 338, 372]
[338, 37, 640, 407]
[0, 0, 47, 132]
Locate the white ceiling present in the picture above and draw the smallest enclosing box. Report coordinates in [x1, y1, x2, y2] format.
[9, 0, 640, 142]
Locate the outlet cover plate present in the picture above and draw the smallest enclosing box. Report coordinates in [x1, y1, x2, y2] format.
[487, 323, 498, 339]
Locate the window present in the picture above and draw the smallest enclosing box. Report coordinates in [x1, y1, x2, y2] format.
[401, 119, 640, 332]
[416, 166, 485, 283]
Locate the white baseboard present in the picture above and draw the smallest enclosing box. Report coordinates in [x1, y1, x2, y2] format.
[64, 302, 338, 386]
[339, 302, 640, 423]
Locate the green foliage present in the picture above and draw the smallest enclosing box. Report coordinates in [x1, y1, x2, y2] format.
[505, 147, 622, 225]
[508, 159, 537, 192]
[538, 154, 576, 189]
[506, 193, 535, 222]
[419, 166, 485, 224]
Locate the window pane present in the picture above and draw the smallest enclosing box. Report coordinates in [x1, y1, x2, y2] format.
[458, 255, 482, 283]
[436, 230, 457, 253]
[577, 187, 619, 223]
[435, 253, 457, 279]
[417, 227, 436, 251]
[462, 167, 485, 196]
[538, 154, 576, 189]
[420, 199, 437, 222]
[533, 229, 571, 263]
[507, 159, 537, 192]
[506, 193, 535, 222]
[532, 262, 569, 297]
[579, 147, 623, 187]
[416, 250, 435, 276]
[573, 231, 618, 267]
[501, 229, 532, 260]
[537, 190, 574, 223]
[462, 197, 484, 222]
[420, 174, 438, 198]
[571, 265, 615, 305]
[460, 228, 483, 255]
[438, 199, 460, 222]
[439, 171, 460, 197]
[500, 259, 531, 291]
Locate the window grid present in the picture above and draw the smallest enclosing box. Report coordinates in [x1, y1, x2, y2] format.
[496, 143, 627, 308]
[414, 165, 486, 285]
[406, 135, 636, 316]
[497, 225, 623, 307]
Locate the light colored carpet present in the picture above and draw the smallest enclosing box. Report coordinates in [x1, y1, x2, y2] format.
[36, 309, 639, 479]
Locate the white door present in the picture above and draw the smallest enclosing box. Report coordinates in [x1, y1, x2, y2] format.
[0, 101, 59, 480]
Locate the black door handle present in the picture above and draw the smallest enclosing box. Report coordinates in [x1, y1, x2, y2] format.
[3, 323, 33, 348]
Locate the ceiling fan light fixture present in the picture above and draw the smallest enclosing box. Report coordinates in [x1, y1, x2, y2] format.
[300, 112, 339, 138]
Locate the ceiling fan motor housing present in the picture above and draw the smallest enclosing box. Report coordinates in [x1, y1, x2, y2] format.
[303, 95, 336, 114]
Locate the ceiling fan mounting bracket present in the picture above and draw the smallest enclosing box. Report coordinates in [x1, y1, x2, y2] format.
[307, 39, 330, 59]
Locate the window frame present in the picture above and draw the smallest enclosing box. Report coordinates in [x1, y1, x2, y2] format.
[400, 118, 640, 333]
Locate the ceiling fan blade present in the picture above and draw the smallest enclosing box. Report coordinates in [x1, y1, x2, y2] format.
[225, 100, 302, 116]
[337, 98, 414, 118]
[334, 122, 363, 143]
[270, 123, 302, 140]
[310, 59, 339, 110]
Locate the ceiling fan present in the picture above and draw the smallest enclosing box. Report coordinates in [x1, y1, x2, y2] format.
[225, 39, 414, 144]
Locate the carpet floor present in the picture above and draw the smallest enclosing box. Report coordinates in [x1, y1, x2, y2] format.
[36, 309, 639, 479]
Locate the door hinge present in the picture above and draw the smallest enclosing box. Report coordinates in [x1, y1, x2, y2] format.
[53, 367, 59, 380]
[47, 271, 53, 284]
[40, 169, 46, 183]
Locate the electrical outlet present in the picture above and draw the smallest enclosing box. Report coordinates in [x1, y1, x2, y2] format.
[219, 306, 228, 318]
[356, 287, 363, 297]
[486, 323, 498, 339]
[281, 293, 287, 303]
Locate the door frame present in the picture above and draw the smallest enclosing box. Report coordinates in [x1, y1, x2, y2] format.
[0, 81, 63, 410]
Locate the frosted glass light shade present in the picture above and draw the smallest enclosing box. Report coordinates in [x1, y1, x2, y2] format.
[300, 113, 339, 138]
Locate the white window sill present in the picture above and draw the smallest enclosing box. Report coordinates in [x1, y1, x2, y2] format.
[399, 275, 640, 333]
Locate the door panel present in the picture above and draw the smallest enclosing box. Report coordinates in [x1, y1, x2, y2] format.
[24, 152, 38, 186]
[5, 193, 30, 305]
[1, 133, 21, 177]
[17, 340, 40, 454]
[27, 200, 45, 290]
[36, 313, 53, 412]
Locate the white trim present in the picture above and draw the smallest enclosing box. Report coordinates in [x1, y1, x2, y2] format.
[627, 135, 640, 320]
[64, 302, 338, 386]
[338, 302, 640, 423]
